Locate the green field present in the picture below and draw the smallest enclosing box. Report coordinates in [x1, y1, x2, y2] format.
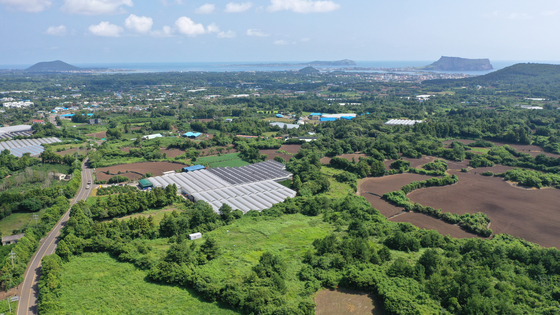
[320, 166, 356, 199]
[197, 153, 249, 168]
[0, 212, 37, 236]
[470, 147, 491, 154]
[54, 252, 239, 315]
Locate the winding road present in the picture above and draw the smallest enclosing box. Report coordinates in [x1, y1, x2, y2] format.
[17, 159, 93, 315]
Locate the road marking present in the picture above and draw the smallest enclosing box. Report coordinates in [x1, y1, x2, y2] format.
[26, 273, 36, 315]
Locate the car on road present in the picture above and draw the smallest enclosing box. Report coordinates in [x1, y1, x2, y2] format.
[86, 185, 90, 189]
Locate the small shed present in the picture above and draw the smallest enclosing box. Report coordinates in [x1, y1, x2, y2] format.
[139, 179, 153, 189]
[189, 232, 202, 240]
[183, 165, 206, 172]
[276, 114, 284, 118]
[2, 233, 25, 246]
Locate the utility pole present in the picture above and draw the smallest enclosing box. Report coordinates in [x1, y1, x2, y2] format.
[7, 295, 11, 313]
[8, 251, 15, 268]
[32, 214, 39, 228]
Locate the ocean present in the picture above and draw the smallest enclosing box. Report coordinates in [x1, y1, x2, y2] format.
[1, 61, 559, 75]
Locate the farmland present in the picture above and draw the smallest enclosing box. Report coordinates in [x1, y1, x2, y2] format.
[95, 162, 187, 181]
[260, 144, 301, 162]
[196, 152, 249, 168]
[408, 169, 560, 248]
[315, 288, 385, 315]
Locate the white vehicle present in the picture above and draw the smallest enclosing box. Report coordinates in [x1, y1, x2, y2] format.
[86, 185, 90, 189]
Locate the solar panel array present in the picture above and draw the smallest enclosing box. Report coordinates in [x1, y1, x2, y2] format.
[146, 160, 295, 213]
[0, 131, 34, 140]
[0, 137, 62, 157]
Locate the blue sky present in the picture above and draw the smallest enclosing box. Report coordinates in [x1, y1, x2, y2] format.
[1, 0, 560, 65]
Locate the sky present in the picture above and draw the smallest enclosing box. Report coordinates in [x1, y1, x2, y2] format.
[1, 0, 560, 65]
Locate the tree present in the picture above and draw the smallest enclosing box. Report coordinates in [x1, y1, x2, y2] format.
[200, 236, 219, 260]
[293, 175, 302, 191]
[370, 159, 385, 177]
[219, 203, 234, 224]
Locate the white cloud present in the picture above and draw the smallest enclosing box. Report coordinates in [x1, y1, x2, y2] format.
[207, 23, 220, 33]
[224, 2, 252, 13]
[247, 29, 269, 37]
[300, 37, 310, 42]
[174, 17, 206, 36]
[218, 30, 236, 38]
[125, 14, 153, 33]
[151, 26, 173, 37]
[160, 0, 182, 5]
[273, 39, 288, 45]
[0, 0, 52, 12]
[62, 0, 133, 15]
[508, 13, 533, 20]
[195, 3, 215, 14]
[45, 25, 67, 36]
[268, 0, 340, 13]
[88, 21, 124, 37]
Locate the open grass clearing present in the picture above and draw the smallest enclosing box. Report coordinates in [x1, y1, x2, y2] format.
[53, 252, 239, 315]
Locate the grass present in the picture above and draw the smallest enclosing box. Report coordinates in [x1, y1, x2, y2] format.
[110, 204, 185, 225]
[54, 252, 240, 315]
[207, 159, 249, 168]
[320, 166, 355, 199]
[197, 153, 249, 168]
[198, 213, 332, 299]
[0, 212, 36, 236]
[470, 147, 491, 154]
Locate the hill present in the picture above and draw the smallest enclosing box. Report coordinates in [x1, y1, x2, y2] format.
[26, 60, 81, 72]
[425, 63, 560, 99]
[306, 59, 356, 66]
[422, 56, 493, 71]
[298, 66, 320, 74]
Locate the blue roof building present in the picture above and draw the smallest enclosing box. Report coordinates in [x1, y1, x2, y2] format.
[183, 132, 202, 138]
[183, 165, 206, 172]
[340, 116, 354, 120]
[276, 114, 284, 118]
[309, 113, 322, 116]
[320, 117, 337, 122]
[60, 114, 75, 117]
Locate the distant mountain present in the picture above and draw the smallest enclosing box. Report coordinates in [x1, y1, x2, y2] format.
[298, 66, 320, 74]
[422, 56, 493, 71]
[26, 60, 81, 72]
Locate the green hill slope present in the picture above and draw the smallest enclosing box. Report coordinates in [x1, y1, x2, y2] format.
[26, 60, 81, 72]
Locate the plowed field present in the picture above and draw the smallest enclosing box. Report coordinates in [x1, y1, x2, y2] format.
[260, 144, 301, 162]
[95, 162, 187, 181]
[408, 170, 560, 248]
[389, 212, 482, 239]
[315, 288, 385, 315]
[321, 153, 368, 164]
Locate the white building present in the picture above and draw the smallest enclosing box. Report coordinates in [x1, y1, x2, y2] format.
[3, 101, 34, 108]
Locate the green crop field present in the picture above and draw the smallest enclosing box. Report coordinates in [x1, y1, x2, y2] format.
[197, 153, 241, 163]
[53, 252, 239, 315]
[207, 159, 249, 168]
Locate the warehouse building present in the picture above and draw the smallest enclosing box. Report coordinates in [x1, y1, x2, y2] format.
[384, 119, 424, 126]
[0, 137, 62, 157]
[145, 160, 295, 213]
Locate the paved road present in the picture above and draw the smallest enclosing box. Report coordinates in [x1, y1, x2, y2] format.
[17, 160, 93, 315]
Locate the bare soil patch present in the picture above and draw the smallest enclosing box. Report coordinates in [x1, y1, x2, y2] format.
[315, 288, 385, 315]
[95, 162, 187, 181]
[260, 144, 302, 162]
[443, 139, 560, 158]
[383, 155, 437, 169]
[360, 192, 404, 217]
[359, 174, 436, 197]
[321, 153, 368, 164]
[408, 170, 560, 248]
[55, 148, 87, 156]
[390, 212, 482, 239]
[86, 131, 107, 138]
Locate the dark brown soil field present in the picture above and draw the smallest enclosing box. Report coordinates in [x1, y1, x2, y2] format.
[55, 148, 87, 156]
[86, 131, 107, 138]
[160, 148, 186, 158]
[408, 170, 560, 248]
[95, 162, 187, 181]
[321, 153, 368, 164]
[359, 174, 436, 196]
[443, 139, 560, 158]
[315, 288, 385, 315]
[260, 144, 301, 162]
[383, 155, 437, 169]
[360, 192, 403, 217]
[390, 212, 482, 239]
